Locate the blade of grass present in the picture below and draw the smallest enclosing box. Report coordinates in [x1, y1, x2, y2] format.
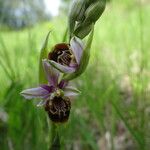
[0, 35, 16, 79]
[0, 58, 13, 81]
[111, 101, 144, 148]
[62, 28, 68, 42]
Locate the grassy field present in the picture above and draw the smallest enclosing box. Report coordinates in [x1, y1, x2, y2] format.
[0, 0, 150, 150]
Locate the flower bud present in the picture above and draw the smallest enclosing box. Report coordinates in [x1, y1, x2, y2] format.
[85, 0, 98, 8]
[84, 0, 106, 24]
[68, 0, 106, 39]
[69, 0, 86, 36]
[69, 0, 85, 21]
[74, 22, 93, 39]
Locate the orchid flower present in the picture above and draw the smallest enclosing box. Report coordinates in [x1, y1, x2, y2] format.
[48, 28, 94, 81]
[20, 59, 80, 123]
[48, 36, 83, 74]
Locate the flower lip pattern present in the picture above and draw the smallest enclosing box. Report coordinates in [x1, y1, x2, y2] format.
[45, 96, 71, 123]
[48, 37, 84, 74]
[20, 59, 80, 123]
[48, 43, 74, 67]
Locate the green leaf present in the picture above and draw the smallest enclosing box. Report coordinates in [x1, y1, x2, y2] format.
[39, 31, 51, 84]
[64, 25, 94, 80]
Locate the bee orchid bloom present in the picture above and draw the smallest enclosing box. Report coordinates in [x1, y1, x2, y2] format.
[48, 37, 84, 74]
[20, 59, 80, 123]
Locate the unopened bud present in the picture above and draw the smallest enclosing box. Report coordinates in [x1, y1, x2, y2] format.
[74, 22, 93, 39]
[84, 0, 106, 24]
[68, 0, 106, 39]
[69, 0, 85, 21]
[69, 0, 86, 36]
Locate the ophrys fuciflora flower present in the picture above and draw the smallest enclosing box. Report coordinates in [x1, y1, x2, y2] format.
[20, 59, 80, 123]
[48, 37, 84, 74]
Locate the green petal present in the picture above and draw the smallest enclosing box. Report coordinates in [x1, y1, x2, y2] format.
[64, 86, 81, 97]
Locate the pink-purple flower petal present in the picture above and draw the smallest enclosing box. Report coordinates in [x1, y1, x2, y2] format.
[20, 87, 50, 99]
[58, 80, 68, 89]
[40, 85, 54, 93]
[49, 60, 76, 73]
[42, 59, 59, 87]
[70, 37, 84, 65]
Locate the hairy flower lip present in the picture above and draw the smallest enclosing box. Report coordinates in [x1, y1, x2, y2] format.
[54, 43, 69, 50]
[45, 96, 71, 123]
[48, 43, 70, 62]
[48, 43, 73, 66]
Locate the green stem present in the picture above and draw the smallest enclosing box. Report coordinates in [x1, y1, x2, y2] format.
[49, 123, 60, 150]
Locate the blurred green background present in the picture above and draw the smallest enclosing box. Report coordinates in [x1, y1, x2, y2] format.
[0, 0, 150, 149]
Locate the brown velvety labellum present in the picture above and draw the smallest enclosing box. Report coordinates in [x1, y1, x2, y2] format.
[48, 43, 73, 66]
[54, 43, 69, 50]
[45, 96, 71, 123]
[48, 43, 69, 61]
